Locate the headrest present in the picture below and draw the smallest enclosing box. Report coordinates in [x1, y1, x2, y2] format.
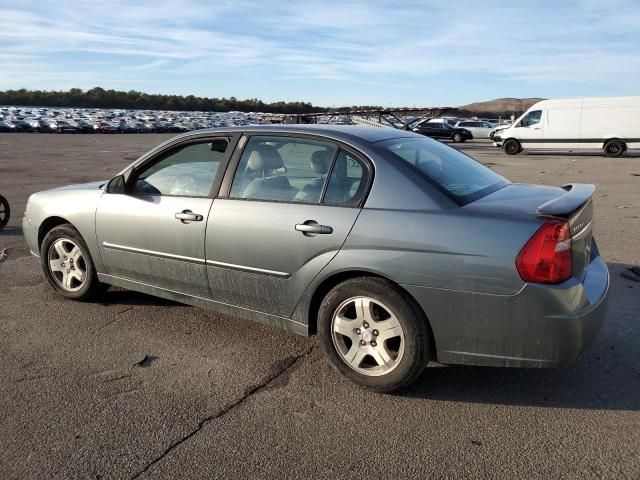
[247, 144, 284, 172]
[311, 149, 331, 174]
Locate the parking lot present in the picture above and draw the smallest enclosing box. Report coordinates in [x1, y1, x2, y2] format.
[1, 133, 639, 479]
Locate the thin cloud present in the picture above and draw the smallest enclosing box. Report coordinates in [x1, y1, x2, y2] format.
[0, 0, 638, 104]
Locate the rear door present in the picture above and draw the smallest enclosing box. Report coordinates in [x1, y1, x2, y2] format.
[423, 124, 445, 138]
[460, 121, 481, 137]
[205, 134, 371, 317]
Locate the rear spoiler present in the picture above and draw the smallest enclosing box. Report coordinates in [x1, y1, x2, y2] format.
[537, 183, 595, 217]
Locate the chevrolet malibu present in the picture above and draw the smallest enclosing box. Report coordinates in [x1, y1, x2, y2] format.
[23, 125, 609, 391]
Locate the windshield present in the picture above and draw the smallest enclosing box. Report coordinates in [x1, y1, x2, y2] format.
[380, 137, 510, 205]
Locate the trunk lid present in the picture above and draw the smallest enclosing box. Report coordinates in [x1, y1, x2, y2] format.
[465, 183, 595, 282]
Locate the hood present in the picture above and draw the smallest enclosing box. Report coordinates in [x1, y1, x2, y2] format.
[50, 180, 106, 192]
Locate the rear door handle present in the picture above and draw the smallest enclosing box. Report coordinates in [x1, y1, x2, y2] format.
[295, 222, 333, 235]
[175, 210, 203, 223]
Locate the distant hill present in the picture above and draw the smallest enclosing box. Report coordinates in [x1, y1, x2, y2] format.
[458, 97, 544, 115]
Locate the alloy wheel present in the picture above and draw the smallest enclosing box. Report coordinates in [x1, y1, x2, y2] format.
[48, 238, 87, 292]
[331, 296, 405, 376]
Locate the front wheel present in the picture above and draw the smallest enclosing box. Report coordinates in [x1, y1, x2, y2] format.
[503, 139, 521, 155]
[452, 133, 463, 143]
[40, 224, 107, 301]
[318, 277, 431, 392]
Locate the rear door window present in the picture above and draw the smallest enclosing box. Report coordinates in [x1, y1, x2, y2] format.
[323, 150, 367, 206]
[229, 135, 337, 203]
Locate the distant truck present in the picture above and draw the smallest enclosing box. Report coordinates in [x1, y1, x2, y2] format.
[493, 96, 640, 157]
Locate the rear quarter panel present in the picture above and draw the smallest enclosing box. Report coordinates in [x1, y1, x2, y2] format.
[336, 208, 537, 295]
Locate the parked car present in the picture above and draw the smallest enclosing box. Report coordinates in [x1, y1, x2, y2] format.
[74, 121, 95, 134]
[28, 119, 48, 132]
[23, 125, 608, 392]
[0, 121, 15, 132]
[93, 122, 118, 134]
[8, 120, 33, 132]
[493, 96, 640, 156]
[55, 120, 78, 133]
[454, 120, 496, 138]
[413, 122, 473, 142]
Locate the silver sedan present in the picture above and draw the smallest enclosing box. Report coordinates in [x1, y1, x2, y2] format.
[23, 125, 609, 391]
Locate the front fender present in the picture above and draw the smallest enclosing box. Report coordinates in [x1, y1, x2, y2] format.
[24, 187, 104, 271]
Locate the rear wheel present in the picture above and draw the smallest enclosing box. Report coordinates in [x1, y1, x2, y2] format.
[503, 139, 521, 155]
[40, 224, 107, 300]
[0, 195, 9, 230]
[318, 277, 430, 392]
[604, 139, 625, 158]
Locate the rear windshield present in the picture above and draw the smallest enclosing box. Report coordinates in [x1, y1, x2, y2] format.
[379, 137, 509, 205]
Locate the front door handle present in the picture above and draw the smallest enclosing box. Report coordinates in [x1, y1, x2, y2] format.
[175, 210, 203, 223]
[295, 221, 333, 235]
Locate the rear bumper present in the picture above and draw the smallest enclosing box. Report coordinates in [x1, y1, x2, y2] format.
[403, 252, 609, 368]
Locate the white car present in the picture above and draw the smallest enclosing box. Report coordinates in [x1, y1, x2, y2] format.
[454, 120, 496, 138]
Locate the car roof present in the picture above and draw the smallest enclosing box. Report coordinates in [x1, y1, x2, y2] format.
[167, 124, 419, 145]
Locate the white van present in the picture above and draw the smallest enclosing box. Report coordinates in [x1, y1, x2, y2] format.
[493, 96, 640, 157]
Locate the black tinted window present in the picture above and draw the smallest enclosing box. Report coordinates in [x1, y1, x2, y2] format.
[381, 137, 509, 204]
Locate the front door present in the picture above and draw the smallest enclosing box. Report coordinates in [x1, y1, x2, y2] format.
[513, 109, 543, 149]
[205, 134, 370, 317]
[96, 137, 232, 298]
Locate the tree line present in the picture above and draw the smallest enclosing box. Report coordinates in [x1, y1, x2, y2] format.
[0, 87, 332, 114]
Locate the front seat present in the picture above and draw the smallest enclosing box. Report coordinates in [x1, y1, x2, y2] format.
[294, 149, 332, 203]
[242, 145, 297, 201]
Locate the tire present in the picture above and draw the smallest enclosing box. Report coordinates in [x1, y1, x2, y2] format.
[318, 277, 431, 392]
[0, 195, 9, 230]
[452, 133, 463, 143]
[503, 139, 521, 155]
[40, 224, 107, 301]
[604, 139, 625, 158]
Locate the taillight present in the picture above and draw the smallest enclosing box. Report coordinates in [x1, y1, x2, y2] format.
[516, 220, 572, 284]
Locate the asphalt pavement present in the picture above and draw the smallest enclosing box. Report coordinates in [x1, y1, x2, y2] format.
[0, 133, 638, 479]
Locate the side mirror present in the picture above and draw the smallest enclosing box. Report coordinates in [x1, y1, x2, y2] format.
[105, 175, 126, 194]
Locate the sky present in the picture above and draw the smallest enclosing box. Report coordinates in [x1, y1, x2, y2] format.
[0, 0, 639, 107]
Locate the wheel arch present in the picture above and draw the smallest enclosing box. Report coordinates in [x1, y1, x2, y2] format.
[503, 137, 522, 154]
[603, 137, 626, 150]
[38, 216, 73, 249]
[306, 269, 437, 359]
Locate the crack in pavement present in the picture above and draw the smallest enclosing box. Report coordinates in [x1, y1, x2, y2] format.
[130, 346, 314, 479]
[92, 307, 135, 334]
